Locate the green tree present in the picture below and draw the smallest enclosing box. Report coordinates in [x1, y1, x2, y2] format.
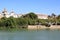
[27, 19, 36, 25]
[51, 13, 56, 18]
[17, 18, 28, 28]
[51, 13, 57, 24]
[22, 12, 38, 19]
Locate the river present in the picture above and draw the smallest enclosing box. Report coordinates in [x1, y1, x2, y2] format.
[0, 29, 60, 40]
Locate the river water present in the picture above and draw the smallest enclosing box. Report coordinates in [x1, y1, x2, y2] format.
[0, 29, 60, 40]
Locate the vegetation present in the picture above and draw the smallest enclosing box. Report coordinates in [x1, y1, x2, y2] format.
[22, 12, 38, 19]
[0, 12, 60, 30]
[48, 13, 60, 25]
[0, 12, 38, 29]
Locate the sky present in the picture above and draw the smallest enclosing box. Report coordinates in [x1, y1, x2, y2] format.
[0, 0, 60, 15]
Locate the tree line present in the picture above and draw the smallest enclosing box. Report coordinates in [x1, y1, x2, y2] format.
[0, 12, 38, 29]
[0, 12, 60, 29]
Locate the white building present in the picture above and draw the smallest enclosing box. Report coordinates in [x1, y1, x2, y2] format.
[0, 8, 48, 19]
[36, 14, 48, 19]
[0, 8, 22, 18]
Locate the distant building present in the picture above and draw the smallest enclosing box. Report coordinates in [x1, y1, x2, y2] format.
[0, 8, 21, 18]
[36, 14, 48, 19]
[0, 8, 48, 19]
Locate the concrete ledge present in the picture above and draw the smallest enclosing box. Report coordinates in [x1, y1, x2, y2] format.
[28, 25, 60, 30]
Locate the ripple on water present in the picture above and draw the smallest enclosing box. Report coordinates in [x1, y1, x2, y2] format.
[0, 29, 60, 40]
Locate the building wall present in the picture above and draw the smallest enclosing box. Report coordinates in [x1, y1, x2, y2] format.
[0, 13, 48, 19]
[37, 14, 48, 19]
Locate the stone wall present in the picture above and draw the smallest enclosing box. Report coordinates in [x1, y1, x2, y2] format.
[28, 25, 60, 29]
[50, 25, 60, 29]
[28, 25, 47, 29]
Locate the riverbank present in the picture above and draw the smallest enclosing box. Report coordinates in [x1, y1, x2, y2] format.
[0, 27, 28, 31]
[28, 25, 60, 30]
[0, 25, 60, 31]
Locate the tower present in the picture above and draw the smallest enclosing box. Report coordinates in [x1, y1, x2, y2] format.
[2, 8, 8, 16]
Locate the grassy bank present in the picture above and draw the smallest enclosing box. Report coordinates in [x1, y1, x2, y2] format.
[0, 27, 28, 31]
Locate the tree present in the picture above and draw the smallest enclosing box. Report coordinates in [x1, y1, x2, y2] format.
[1, 17, 7, 20]
[0, 17, 17, 28]
[22, 12, 38, 19]
[27, 19, 36, 25]
[8, 17, 17, 27]
[51, 13, 56, 18]
[50, 13, 57, 25]
[17, 18, 28, 28]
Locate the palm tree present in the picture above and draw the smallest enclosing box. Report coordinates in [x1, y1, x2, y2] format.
[51, 13, 56, 18]
[51, 13, 57, 25]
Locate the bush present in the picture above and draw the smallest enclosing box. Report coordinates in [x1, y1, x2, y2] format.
[45, 23, 51, 27]
[17, 18, 28, 28]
